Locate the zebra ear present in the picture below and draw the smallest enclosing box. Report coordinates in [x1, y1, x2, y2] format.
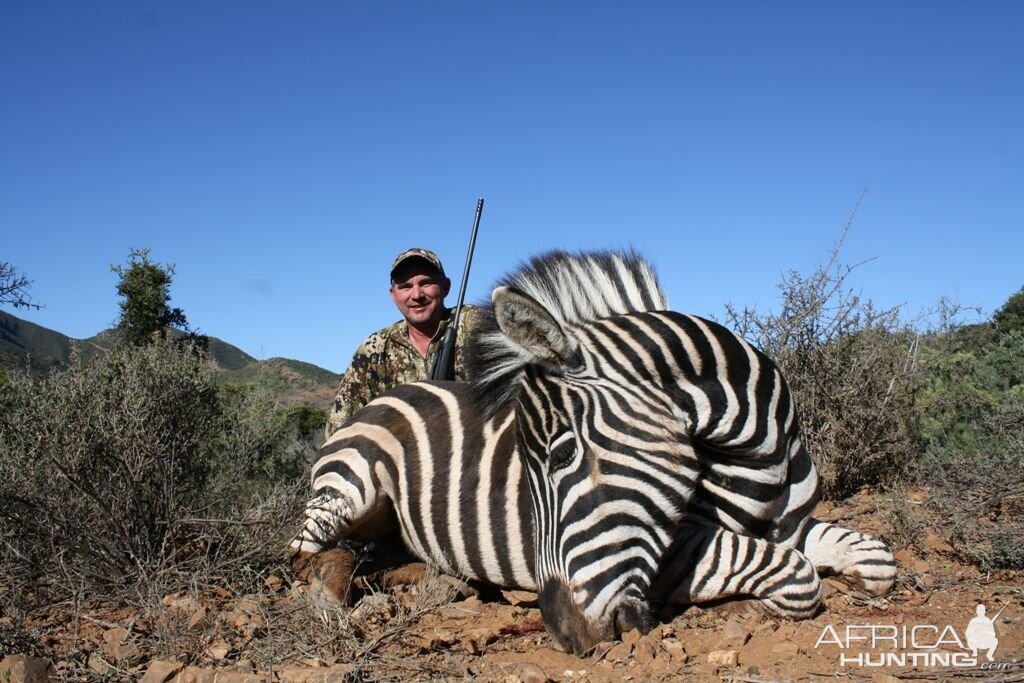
[492, 286, 576, 369]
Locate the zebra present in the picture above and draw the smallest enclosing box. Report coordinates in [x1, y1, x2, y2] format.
[291, 250, 896, 654]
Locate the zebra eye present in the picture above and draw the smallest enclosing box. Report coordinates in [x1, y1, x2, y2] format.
[548, 433, 577, 472]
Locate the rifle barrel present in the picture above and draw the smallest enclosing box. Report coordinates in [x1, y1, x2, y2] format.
[429, 198, 484, 381]
[451, 197, 484, 333]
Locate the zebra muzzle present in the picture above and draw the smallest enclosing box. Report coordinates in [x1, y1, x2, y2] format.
[539, 579, 651, 654]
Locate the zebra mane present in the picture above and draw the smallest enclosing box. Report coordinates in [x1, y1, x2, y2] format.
[466, 249, 669, 414]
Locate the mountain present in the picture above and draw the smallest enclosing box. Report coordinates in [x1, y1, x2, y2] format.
[0, 310, 339, 409]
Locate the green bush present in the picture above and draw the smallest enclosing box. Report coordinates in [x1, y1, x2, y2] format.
[913, 325, 1024, 569]
[994, 286, 1024, 334]
[0, 337, 311, 598]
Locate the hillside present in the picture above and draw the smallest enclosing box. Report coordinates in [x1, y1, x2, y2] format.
[0, 310, 338, 410]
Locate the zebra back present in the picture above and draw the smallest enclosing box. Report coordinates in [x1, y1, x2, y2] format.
[466, 249, 669, 413]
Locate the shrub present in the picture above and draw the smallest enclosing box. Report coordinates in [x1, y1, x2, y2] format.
[0, 337, 314, 599]
[724, 222, 921, 499]
[0, 338, 220, 589]
[913, 326, 1024, 569]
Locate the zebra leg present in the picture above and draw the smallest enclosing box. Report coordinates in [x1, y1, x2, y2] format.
[289, 441, 397, 604]
[653, 524, 821, 620]
[290, 433, 399, 557]
[794, 518, 896, 597]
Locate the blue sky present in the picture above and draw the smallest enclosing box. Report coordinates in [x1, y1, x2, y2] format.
[2, 2, 1021, 373]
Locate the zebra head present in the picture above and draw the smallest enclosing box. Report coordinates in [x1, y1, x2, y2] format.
[468, 251, 690, 654]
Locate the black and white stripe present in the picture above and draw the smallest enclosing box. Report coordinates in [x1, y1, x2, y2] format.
[291, 249, 895, 654]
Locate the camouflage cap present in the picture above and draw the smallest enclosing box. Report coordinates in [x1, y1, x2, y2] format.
[390, 248, 446, 280]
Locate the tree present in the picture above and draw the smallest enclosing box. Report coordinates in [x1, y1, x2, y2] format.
[111, 248, 200, 347]
[0, 261, 41, 310]
[994, 286, 1024, 335]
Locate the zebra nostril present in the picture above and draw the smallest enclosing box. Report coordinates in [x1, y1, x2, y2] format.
[613, 600, 651, 636]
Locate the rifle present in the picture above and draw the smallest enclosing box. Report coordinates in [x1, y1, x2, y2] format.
[430, 197, 484, 381]
[991, 602, 1009, 622]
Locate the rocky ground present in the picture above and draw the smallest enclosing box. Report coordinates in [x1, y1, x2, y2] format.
[3, 492, 1023, 682]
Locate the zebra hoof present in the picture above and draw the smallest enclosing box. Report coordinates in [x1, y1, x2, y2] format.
[293, 548, 357, 607]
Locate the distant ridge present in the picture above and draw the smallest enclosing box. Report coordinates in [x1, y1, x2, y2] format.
[0, 309, 339, 409]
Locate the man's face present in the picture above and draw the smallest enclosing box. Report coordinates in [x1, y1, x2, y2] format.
[389, 261, 450, 329]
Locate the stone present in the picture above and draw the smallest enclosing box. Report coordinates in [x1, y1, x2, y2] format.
[87, 654, 113, 675]
[772, 641, 800, 657]
[140, 659, 184, 683]
[604, 641, 633, 662]
[0, 655, 56, 683]
[412, 627, 456, 651]
[894, 548, 915, 565]
[349, 592, 395, 625]
[661, 638, 688, 663]
[207, 641, 231, 660]
[440, 596, 484, 618]
[501, 590, 539, 607]
[188, 606, 210, 631]
[633, 638, 659, 664]
[707, 649, 739, 668]
[440, 574, 479, 600]
[722, 620, 750, 646]
[515, 663, 550, 683]
[100, 626, 141, 663]
[872, 675, 903, 683]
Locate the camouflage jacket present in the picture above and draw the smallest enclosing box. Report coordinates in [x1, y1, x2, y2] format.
[325, 305, 481, 437]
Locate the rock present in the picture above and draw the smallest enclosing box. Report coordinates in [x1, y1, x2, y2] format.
[440, 574, 479, 600]
[349, 592, 395, 625]
[894, 548, 915, 565]
[161, 592, 197, 612]
[643, 624, 665, 641]
[441, 596, 484, 619]
[0, 655, 56, 683]
[276, 665, 355, 682]
[235, 598, 260, 614]
[604, 641, 633, 662]
[634, 638, 659, 664]
[872, 675, 904, 683]
[661, 638, 688, 663]
[87, 653, 113, 675]
[140, 659, 184, 683]
[411, 627, 456, 651]
[514, 663, 550, 683]
[206, 640, 231, 660]
[772, 641, 800, 657]
[264, 574, 284, 591]
[501, 590, 539, 607]
[100, 626, 141, 663]
[707, 649, 739, 668]
[465, 625, 497, 653]
[621, 627, 642, 644]
[188, 606, 210, 631]
[722, 620, 750, 646]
